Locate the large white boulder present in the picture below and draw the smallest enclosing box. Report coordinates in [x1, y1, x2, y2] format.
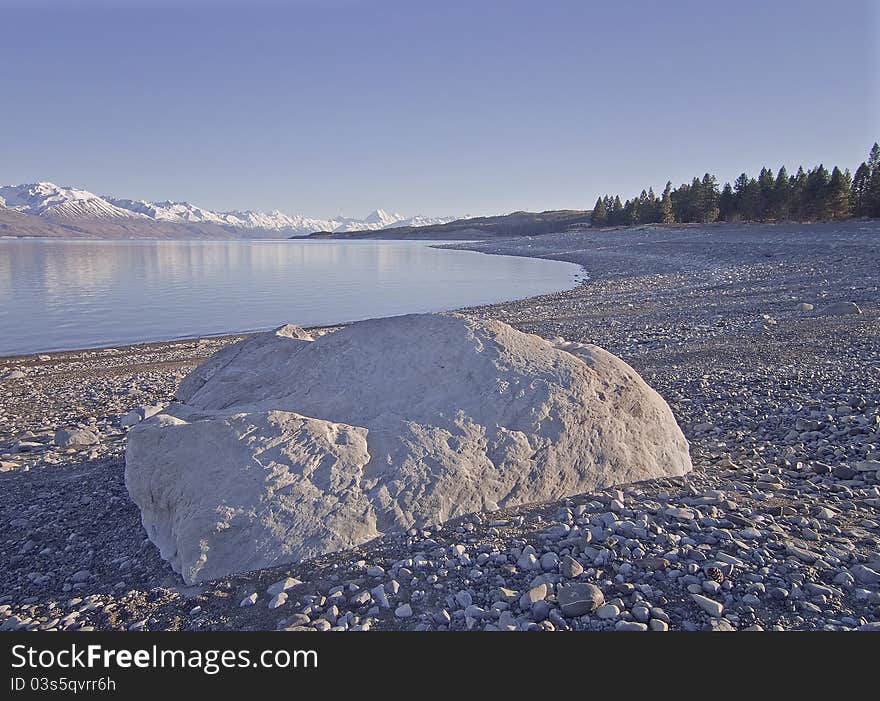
[125, 314, 691, 584]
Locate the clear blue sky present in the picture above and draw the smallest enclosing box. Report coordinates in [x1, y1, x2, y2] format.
[1, 0, 877, 218]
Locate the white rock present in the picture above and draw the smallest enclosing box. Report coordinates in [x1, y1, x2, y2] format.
[691, 594, 724, 617]
[267, 577, 301, 596]
[664, 507, 696, 521]
[54, 428, 98, 448]
[121, 405, 165, 428]
[126, 314, 691, 584]
[524, 583, 548, 605]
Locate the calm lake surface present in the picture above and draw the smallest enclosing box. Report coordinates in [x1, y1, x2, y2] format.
[0, 238, 582, 356]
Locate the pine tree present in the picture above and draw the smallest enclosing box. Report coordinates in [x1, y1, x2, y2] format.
[660, 181, 675, 224]
[591, 196, 608, 227]
[757, 167, 775, 220]
[826, 167, 851, 219]
[790, 166, 808, 219]
[687, 177, 703, 222]
[733, 173, 749, 219]
[647, 187, 660, 223]
[603, 196, 614, 218]
[610, 196, 624, 226]
[734, 174, 760, 221]
[804, 165, 831, 219]
[851, 162, 871, 216]
[718, 183, 736, 221]
[868, 142, 880, 217]
[672, 181, 693, 223]
[624, 198, 638, 225]
[772, 166, 791, 220]
[697, 173, 720, 223]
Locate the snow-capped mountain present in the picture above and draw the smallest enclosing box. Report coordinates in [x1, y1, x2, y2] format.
[0, 182, 145, 222]
[385, 214, 465, 229]
[0, 181, 463, 237]
[105, 198, 228, 225]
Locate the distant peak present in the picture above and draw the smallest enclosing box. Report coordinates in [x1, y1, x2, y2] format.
[364, 208, 405, 225]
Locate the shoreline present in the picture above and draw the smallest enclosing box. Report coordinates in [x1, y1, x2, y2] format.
[1, 219, 879, 632]
[0, 237, 585, 360]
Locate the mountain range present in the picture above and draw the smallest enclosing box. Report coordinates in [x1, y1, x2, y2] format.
[0, 182, 464, 239]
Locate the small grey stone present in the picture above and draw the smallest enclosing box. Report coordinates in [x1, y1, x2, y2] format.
[558, 583, 604, 616]
[71, 570, 91, 583]
[55, 429, 99, 448]
[631, 604, 651, 623]
[531, 600, 550, 621]
[615, 621, 648, 631]
[596, 604, 620, 619]
[540, 552, 559, 571]
[850, 564, 880, 585]
[455, 590, 473, 609]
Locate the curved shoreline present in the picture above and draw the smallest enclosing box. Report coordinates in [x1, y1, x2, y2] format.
[0, 239, 584, 359]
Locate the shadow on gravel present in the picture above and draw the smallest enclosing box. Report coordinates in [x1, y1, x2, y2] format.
[0, 454, 175, 610]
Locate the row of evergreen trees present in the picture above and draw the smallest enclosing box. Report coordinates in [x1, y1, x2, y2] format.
[591, 142, 880, 227]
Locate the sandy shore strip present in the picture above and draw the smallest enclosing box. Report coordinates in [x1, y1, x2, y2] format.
[1, 220, 878, 631]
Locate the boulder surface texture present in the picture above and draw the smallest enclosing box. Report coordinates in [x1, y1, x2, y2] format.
[125, 313, 691, 584]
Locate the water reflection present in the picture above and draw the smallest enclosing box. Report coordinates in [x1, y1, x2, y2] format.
[0, 239, 580, 355]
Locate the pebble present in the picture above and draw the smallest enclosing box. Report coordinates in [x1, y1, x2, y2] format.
[615, 621, 648, 631]
[268, 592, 288, 609]
[691, 594, 724, 617]
[558, 583, 604, 617]
[596, 604, 620, 619]
[560, 555, 584, 578]
[267, 577, 301, 596]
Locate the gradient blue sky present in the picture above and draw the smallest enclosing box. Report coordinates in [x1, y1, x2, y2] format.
[1, 0, 877, 218]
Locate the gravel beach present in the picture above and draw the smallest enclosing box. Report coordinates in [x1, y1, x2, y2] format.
[1, 220, 879, 632]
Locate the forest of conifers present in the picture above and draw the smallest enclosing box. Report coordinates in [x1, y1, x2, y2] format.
[591, 142, 880, 227]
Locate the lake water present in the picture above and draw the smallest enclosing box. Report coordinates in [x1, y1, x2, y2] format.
[0, 238, 582, 356]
